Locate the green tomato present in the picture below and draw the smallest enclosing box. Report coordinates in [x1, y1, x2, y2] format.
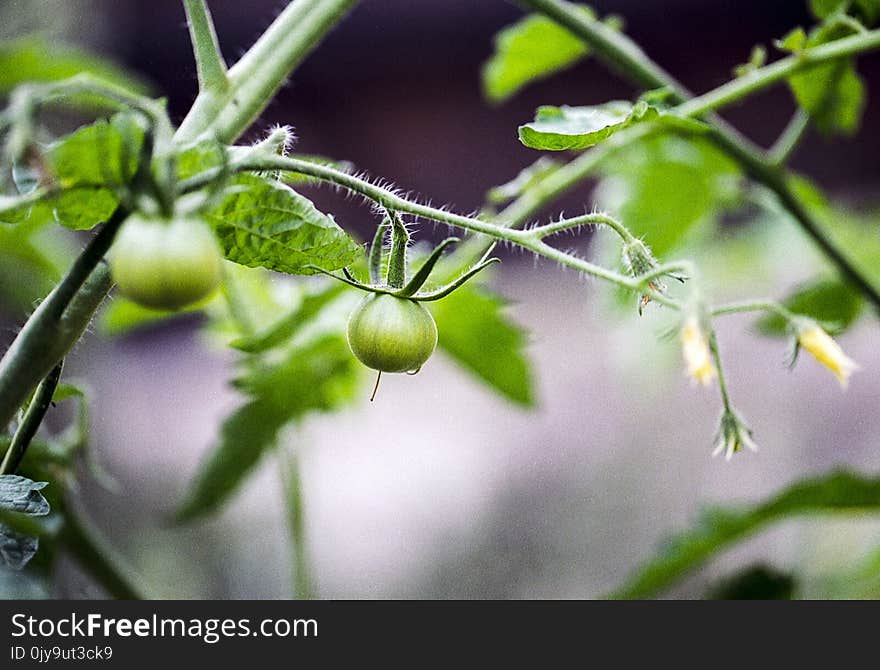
[110, 213, 223, 311]
[347, 294, 438, 373]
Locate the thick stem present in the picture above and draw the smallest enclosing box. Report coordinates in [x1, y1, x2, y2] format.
[176, 0, 357, 144]
[183, 0, 229, 93]
[0, 210, 124, 429]
[0, 361, 63, 475]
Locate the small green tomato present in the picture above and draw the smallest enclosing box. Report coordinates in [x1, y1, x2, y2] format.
[110, 214, 223, 311]
[347, 293, 438, 373]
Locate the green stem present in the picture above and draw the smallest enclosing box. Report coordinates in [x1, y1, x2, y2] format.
[183, 0, 229, 93]
[516, 0, 880, 311]
[0, 210, 125, 429]
[711, 299, 795, 321]
[279, 448, 312, 599]
[0, 361, 63, 475]
[176, 0, 357, 144]
[768, 110, 810, 166]
[708, 331, 734, 413]
[529, 211, 636, 241]
[60, 508, 147, 600]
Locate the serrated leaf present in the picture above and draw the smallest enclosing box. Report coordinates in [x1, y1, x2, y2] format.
[205, 174, 361, 275]
[0, 37, 149, 97]
[787, 22, 866, 135]
[482, 7, 593, 103]
[429, 283, 534, 406]
[519, 101, 658, 151]
[756, 278, 863, 336]
[595, 135, 740, 255]
[176, 334, 361, 522]
[611, 470, 880, 599]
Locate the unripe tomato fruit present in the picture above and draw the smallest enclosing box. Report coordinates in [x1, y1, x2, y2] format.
[347, 294, 438, 373]
[110, 214, 223, 311]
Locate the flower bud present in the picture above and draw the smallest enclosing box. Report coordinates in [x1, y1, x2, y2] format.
[796, 322, 859, 388]
[621, 239, 666, 314]
[711, 409, 758, 461]
[680, 315, 716, 386]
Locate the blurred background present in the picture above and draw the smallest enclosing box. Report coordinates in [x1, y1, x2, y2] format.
[1, 0, 879, 598]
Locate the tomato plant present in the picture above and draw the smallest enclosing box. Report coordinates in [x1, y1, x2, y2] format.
[0, 0, 879, 601]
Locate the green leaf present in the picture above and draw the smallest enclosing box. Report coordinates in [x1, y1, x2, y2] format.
[486, 156, 561, 205]
[787, 22, 866, 135]
[229, 282, 347, 353]
[0, 37, 149, 97]
[2, 114, 144, 230]
[0, 475, 50, 570]
[611, 470, 880, 599]
[756, 278, 863, 336]
[205, 174, 362, 275]
[98, 296, 206, 337]
[706, 564, 797, 600]
[429, 283, 534, 406]
[176, 334, 361, 522]
[855, 0, 880, 24]
[482, 7, 593, 103]
[595, 135, 740, 256]
[519, 101, 658, 151]
[809, 0, 849, 19]
[776, 27, 808, 53]
[0, 218, 68, 310]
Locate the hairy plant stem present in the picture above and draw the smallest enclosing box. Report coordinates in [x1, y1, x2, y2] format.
[0, 361, 63, 475]
[516, 0, 880, 310]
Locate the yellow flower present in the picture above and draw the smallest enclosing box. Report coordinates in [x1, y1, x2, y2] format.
[681, 316, 716, 386]
[797, 325, 859, 388]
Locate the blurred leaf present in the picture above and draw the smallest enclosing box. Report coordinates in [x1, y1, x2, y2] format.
[1, 114, 144, 230]
[787, 22, 865, 135]
[611, 470, 880, 599]
[486, 156, 561, 205]
[482, 7, 593, 103]
[0, 475, 50, 570]
[809, 0, 849, 18]
[0, 218, 68, 309]
[99, 296, 207, 337]
[595, 135, 740, 256]
[519, 101, 657, 151]
[733, 45, 767, 77]
[176, 331, 361, 523]
[855, 0, 880, 24]
[230, 282, 347, 353]
[429, 283, 534, 406]
[706, 564, 797, 600]
[0, 37, 148, 97]
[776, 27, 808, 52]
[756, 278, 863, 336]
[205, 174, 362, 275]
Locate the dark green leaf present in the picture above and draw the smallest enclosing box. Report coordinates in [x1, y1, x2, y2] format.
[482, 7, 593, 103]
[205, 174, 362, 275]
[756, 278, 863, 336]
[706, 564, 797, 600]
[0, 37, 149, 97]
[855, 0, 880, 24]
[808, 0, 849, 19]
[611, 470, 880, 599]
[429, 283, 534, 406]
